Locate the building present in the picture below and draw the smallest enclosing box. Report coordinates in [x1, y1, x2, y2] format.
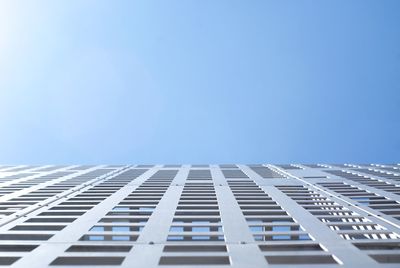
[0, 164, 399, 267]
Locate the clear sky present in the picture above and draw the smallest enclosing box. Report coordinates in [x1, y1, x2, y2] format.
[0, 1, 399, 165]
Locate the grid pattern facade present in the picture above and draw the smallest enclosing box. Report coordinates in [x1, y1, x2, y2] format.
[0, 164, 399, 267]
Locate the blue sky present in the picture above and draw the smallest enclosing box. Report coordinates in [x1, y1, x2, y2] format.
[0, 1, 399, 164]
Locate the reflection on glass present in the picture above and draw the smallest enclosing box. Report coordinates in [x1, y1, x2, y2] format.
[88, 235, 104, 241]
[89, 226, 104, 232]
[167, 235, 184, 241]
[112, 226, 130, 232]
[113, 207, 129, 211]
[170, 227, 184, 232]
[112, 235, 130, 241]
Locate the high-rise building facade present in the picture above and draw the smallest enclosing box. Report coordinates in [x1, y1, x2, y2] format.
[0, 164, 399, 267]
